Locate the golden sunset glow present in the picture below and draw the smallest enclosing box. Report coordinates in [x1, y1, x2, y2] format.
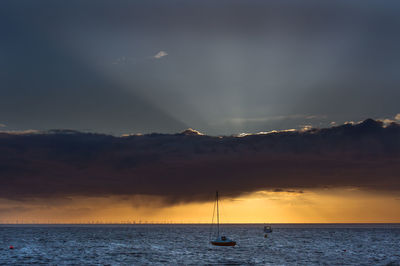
[1, 189, 399, 224]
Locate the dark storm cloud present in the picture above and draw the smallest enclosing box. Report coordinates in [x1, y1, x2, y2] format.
[0, 119, 399, 204]
[1, 0, 400, 134]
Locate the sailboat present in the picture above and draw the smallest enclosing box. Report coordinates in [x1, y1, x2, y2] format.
[210, 191, 236, 246]
[263, 224, 273, 233]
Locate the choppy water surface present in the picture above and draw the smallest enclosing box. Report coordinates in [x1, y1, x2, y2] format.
[1, 224, 399, 265]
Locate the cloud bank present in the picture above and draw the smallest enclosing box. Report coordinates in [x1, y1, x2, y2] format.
[0, 119, 399, 204]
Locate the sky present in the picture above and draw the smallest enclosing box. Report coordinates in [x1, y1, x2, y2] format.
[1, 0, 400, 135]
[0, 0, 400, 223]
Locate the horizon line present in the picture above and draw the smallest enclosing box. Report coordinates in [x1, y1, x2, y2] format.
[1, 222, 400, 225]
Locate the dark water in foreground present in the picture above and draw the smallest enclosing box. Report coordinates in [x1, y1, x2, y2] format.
[1, 224, 399, 265]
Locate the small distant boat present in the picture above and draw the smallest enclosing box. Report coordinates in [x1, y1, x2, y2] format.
[263, 225, 273, 233]
[210, 191, 236, 246]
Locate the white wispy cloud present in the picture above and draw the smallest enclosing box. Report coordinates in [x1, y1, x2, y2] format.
[376, 114, 400, 126]
[121, 133, 143, 137]
[299, 125, 313, 132]
[236, 129, 297, 137]
[153, 51, 168, 59]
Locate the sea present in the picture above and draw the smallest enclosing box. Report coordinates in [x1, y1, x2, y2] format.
[0, 224, 399, 265]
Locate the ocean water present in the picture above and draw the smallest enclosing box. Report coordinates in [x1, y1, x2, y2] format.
[0, 224, 399, 265]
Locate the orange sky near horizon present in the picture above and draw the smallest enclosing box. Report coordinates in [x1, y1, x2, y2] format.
[0, 189, 399, 224]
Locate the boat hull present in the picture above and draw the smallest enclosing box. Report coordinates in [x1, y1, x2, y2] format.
[211, 241, 236, 246]
[264, 226, 273, 233]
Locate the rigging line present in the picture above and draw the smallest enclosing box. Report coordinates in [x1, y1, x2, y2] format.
[209, 191, 217, 241]
[216, 191, 220, 237]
